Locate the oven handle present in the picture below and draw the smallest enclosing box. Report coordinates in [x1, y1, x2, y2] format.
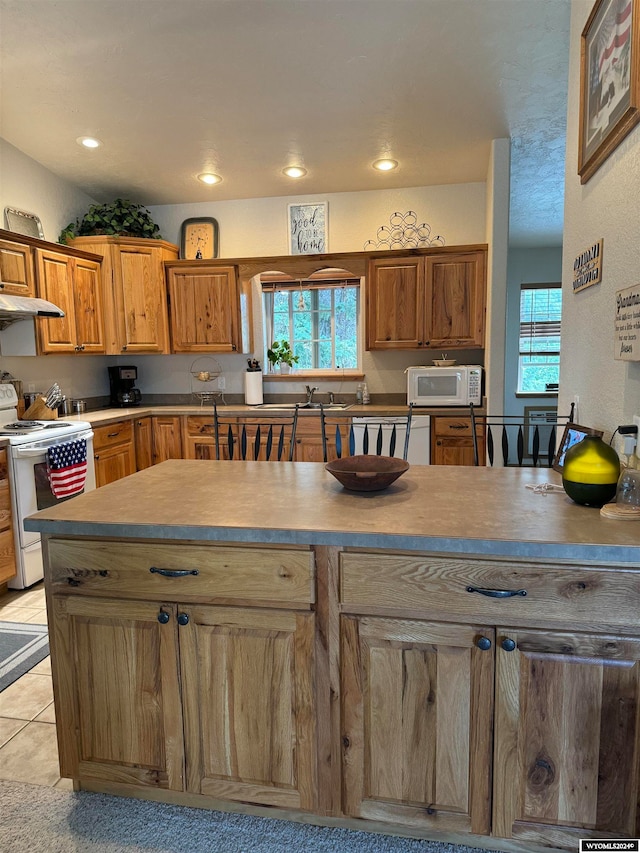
[12, 430, 94, 457]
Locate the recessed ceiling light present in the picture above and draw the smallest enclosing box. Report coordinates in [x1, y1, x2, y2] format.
[372, 158, 398, 172]
[198, 173, 222, 185]
[283, 166, 307, 179]
[77, 136, 102, 149]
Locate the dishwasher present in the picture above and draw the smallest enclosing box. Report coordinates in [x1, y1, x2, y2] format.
[351, 415, 430, 464]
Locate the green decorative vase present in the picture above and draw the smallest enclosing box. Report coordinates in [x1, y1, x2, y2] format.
[562, 435, 620, 507]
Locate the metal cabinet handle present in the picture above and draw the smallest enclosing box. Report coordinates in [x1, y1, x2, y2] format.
[149, 567, 199, 577]
[177, 612, 189, 626]
[157, 610, 170, 624]
[476, 636, 492, 651]
[501, 638, 517, 652]
[466, 585, 527, 598]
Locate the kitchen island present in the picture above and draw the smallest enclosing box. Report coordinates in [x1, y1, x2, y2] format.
[26, 461, 640, 853]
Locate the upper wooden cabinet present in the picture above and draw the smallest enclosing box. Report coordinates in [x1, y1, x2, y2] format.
[68, 236, 178, 354]
[35, 248, 104, 354]
[366, 249, 486, 350]
[165, 262, 252, 353]
[0, 237, 35, 297]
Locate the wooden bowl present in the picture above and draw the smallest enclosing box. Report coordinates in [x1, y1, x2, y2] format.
[433, 359, 457, 367]
[325, 455, 410, 492]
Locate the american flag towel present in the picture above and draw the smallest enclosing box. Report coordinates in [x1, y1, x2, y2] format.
[46, 438, 88, 499]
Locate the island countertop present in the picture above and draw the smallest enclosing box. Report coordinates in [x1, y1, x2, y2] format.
[25, 460, 640, 563]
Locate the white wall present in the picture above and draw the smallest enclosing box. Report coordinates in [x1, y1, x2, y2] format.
[0, 141, 490, 402]
[559, 1, 640, 443]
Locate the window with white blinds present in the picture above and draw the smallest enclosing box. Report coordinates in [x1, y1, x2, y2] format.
[518, 283, 562, 393]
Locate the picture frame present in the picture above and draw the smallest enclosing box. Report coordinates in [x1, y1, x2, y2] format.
[179, 217, 219, 260]
[578, 0, 640, 183]
[552, 423, 604, 473]
[288, 202, 327, 255]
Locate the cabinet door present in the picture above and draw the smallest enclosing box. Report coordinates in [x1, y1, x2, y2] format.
[494, 628, 640, 846]
[423, 252, 486, 348]
[0, 238, 35, 296]
[179, 604, 316, 810]
[73, 257, 105, 353]
[182, 415, 217, 460]
[167, 266, 239, 352]
[342, 615, 494, 835]
[134, 416, 153, 470]
[93, 442, 137, 487]
[431, 417, 482, 466]
[153, 416, 183, 463]
[295, 417, 352, 462]
[0, 449, 16, 585]
[49, 595, 184, 790]
[113, 244, 170, 354]
[35, 249, 78, 353]
[366, 257, 424, 349]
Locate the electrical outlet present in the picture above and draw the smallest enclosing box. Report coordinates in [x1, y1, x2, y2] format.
[217, 376, 226, 391]
[27, 383, 35, 392]
[634, 415, 640, 458]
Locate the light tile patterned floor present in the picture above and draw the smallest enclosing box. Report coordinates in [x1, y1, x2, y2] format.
[0, 583, 72, 789]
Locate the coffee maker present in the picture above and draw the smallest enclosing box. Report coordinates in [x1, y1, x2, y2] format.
[108, 365, 142, 407]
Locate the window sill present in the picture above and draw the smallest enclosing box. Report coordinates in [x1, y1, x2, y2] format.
[263, 371, 365, 382]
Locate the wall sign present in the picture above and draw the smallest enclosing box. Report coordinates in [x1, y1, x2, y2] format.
[288, 202, 327, 255]
[573, 239, 603, 293]
[615, 284, 640, 360]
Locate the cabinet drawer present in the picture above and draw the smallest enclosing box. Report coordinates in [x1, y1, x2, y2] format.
[93, 420, 133, 449]
[184, 415, 216, 437]
[47, 539, 315, 606]
[340, 552, 640, 629]
[432, 417, 482, 437]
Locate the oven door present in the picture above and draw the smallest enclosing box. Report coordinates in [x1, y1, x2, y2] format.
[10, 429, 96, 549]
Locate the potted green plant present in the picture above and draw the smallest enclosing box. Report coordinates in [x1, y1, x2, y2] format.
[58, 198, 163, 243]
[267, 340, 299, 373]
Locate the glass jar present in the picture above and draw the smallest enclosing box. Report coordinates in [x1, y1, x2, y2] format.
[616, 467, 640, 506]
[562, 434, 621, 506]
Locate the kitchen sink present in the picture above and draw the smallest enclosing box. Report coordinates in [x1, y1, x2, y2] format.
[254, 402, 352, 410]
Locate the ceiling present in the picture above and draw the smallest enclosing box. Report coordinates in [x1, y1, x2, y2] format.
[0, 0, 570, 248]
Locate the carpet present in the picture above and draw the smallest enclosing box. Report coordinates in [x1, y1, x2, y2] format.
[0, 621, 49, 692]
[0, 780, 505, 853]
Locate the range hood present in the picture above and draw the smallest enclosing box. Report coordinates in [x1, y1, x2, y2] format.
[0, 294, 65, 329]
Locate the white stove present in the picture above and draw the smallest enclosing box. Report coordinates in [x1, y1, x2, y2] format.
[0, 384, 91, 442]
[0, 384, 96, 589]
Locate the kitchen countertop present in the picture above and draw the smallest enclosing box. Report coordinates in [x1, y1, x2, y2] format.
[25, 460, 640, 563]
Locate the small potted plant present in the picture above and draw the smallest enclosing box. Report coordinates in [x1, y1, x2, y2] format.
[58, 198, 163, 243]
[267, 340, 299, 374]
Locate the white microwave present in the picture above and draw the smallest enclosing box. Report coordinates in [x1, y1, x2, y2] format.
[406, 365, 483, 407]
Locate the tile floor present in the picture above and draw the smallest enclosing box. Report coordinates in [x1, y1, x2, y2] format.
[0, 582, 72, 789]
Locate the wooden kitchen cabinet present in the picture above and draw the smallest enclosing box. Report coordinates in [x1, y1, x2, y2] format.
[68, 236, 178, 354]
[166, 263, 248, 353]
[35, 248, 105, 354]
[134, 416, 153, 470]
[0, 448, 16, 586]
[366, 248, 486, 350]
[93, 420, 136, 487]
[431, 415, 483, 466]
[46, 539, 317, 809]
[182, 415, 216, 459]
[152, 416, 183, 463]
[341, 614, 493, 835]
[294, 415, 351, 462]
[0, 237, 35, 297]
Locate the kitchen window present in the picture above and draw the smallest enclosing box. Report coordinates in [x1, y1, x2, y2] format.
[518, 283, 562, 393]
[262, 274, 360, 372]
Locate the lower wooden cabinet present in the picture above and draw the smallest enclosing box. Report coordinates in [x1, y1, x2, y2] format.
[134, 416, 153, 470]
[295, 416, 351, 462]
[341, 614, 493, 835]
[431, 415, 483, 466]
[93, 420, 136, 487]
[183, 415, 216, 459]
[0, 448, 16, 585]
[152, 416, 183, 463]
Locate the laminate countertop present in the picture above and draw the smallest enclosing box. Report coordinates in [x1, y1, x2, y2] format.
[25, 460, 640, 564]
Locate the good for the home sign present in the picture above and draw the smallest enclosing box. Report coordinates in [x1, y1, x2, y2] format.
[288, 203, 327, 255]
[615, 284, 640, 361]
[573, 239, 603, 293]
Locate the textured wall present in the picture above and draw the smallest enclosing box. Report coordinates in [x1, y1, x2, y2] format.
[559, 1, 640, 442]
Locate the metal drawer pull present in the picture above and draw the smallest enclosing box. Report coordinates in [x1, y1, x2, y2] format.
[466, 585, 527, 598]
[149, 567, 199, 577]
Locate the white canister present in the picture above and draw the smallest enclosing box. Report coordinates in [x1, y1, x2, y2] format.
[244, 371, 263, 405]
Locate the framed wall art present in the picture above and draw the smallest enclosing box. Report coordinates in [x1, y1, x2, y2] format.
[579, 0, 640, 183]
[288, 202, 327, 255]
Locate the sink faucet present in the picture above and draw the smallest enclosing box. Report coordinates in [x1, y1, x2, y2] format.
[328, 391, 335, 404]
[305, 385, 318, 404]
